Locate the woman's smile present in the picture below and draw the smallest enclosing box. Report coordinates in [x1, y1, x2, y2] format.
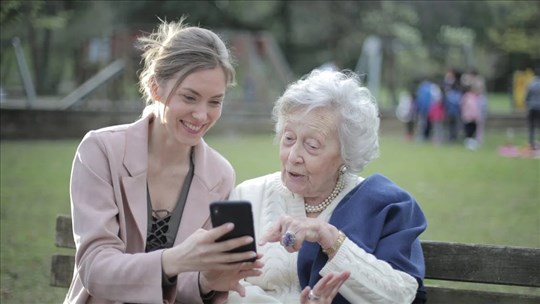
[181, 119, 204, 134]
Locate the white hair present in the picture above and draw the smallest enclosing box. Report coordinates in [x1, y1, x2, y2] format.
[272, 69, 380, 174]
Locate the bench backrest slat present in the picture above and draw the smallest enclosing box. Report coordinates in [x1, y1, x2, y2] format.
[55, 214, 75, 249]
[422, 241, 540, 287]
[425, 286, 540, 304]
[50, 254, 74, 288]
[51, 214, 540, 301]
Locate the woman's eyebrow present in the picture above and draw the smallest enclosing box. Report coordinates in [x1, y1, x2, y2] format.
[179, 88, 201, 97]
[180, 88, 224, 99]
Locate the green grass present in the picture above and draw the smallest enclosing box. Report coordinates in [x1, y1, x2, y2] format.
[363, 133, 539, 247]
[486, 92, 514, 113]
[1, 130, 539, 303]
[209, 131, 539, 247]
[1, 140, 76, 303]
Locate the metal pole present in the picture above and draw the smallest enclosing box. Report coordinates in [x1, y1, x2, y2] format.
[12, 37, 37, 108]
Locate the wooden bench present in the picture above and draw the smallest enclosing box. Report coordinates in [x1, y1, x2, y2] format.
[51, 214, 540, 303]
[50, 214, 76, 288]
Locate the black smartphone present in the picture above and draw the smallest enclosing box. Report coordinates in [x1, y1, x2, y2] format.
[210, 200, 257, 262]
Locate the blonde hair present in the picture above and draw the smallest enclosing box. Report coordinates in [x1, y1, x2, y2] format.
[137, 17, 236, 115]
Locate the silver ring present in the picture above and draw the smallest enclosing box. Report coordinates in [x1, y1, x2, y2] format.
[280, 230, 296, 247]
[308, 290, 320, 301]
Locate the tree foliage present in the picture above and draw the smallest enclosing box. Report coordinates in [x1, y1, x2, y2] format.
[1, 0, 538, 97]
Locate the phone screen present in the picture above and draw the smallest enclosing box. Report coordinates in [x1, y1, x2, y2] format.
[210, 200, 257, 262]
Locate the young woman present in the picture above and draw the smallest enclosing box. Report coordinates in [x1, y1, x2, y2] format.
[65, 19, 262, 304]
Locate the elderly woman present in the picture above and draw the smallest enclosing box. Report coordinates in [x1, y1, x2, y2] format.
[228, 70, 427, 303]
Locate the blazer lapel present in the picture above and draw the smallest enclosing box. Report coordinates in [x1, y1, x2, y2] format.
[175, 140, 223, 243]
[121, 174, 148, 250]
[176, 178, 221, 242]
[121, 115, 151, 249]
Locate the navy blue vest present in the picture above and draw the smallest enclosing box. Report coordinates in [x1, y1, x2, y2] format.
[297, 174, 427, 303]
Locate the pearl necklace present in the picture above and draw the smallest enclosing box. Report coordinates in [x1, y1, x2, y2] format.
[304, 173, 345, 213]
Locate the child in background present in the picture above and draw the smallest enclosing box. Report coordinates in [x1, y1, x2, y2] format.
[461, 84, 482, 150]
[396, 90, 417, 142]
[428, 83, 445, 144]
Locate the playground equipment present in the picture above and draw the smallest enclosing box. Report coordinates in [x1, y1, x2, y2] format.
[2, 36, 126, 110]
[2, 30, 294, 111]
[59, 59, 125, 110]
[355, 35, 382, 101]
[512, 68, 535, 111]
[5, 37, 38, 108]
[224, 30, 295, 107]
[354, 28, 477, 107]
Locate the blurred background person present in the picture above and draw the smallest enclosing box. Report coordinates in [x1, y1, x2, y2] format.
[415, 79, 434, 142]
[460, 83, 482, 150]
[525, 67, 540, 151]
[471, 69, 488, 145]
[396, 87, 417, 142]
[462, 69, 488, 146]
[443, 68, 463, 143]
[428, 83, 445, 145]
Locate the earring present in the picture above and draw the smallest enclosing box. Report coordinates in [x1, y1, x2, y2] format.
[155, 95, 160, 101]
[339, 164, 347, 175]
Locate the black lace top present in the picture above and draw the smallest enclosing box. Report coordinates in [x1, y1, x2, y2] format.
[145, 151, 194, 252]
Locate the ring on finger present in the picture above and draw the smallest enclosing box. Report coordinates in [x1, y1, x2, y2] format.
[280, 230, 296, 247]
[308, 290, 320, 301]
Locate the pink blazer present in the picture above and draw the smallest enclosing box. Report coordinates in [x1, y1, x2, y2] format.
[64, 114, 235, 304]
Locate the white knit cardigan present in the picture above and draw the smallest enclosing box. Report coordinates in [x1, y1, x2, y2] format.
[226, 172, 418, 304]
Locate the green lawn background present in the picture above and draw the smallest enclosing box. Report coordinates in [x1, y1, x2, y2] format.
[1, 128, 539, 303]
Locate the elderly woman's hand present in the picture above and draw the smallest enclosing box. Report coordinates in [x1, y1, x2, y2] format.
[259, 215, 341, 255]
[300, 271, 351, 304]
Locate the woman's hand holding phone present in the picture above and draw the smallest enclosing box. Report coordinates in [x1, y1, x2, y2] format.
[161, 223, 260, 277]
[161, 202, 263, 296]
[193, 222, 264, 296]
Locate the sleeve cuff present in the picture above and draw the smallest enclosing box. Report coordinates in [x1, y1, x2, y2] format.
[320, 237, 357, 275]
[162, 269, 177, 288]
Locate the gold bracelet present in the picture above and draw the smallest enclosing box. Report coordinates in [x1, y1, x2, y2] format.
[322, 230, 346, 256]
